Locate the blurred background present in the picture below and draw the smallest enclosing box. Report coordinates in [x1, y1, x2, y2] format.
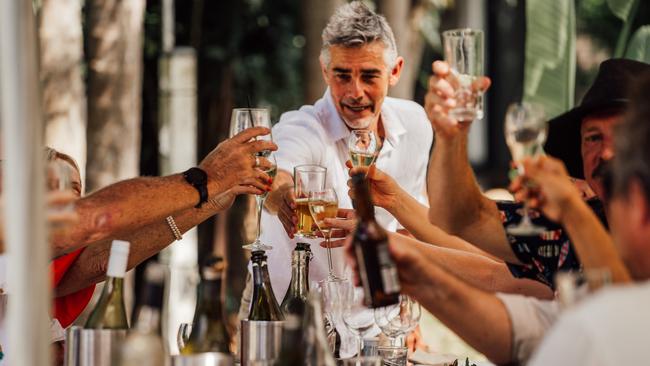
[32, 0, 649, 357]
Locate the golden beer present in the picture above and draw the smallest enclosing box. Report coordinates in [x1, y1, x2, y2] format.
[296, 198, 315, 237]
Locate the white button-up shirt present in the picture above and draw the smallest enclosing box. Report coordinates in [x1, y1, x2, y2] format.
[260, 88, 433, 302]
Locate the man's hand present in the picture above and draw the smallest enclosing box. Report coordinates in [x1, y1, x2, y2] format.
[319, 208, 357, 248]
[346, 161, 400, 212]
[199, 126, 277, 194]
[509, 156, 583, 223]
[424, 61, 490, 139]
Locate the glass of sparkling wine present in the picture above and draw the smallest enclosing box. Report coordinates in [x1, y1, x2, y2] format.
[309, 188, 340, 280]
[244, 155, 277, 251]
[504, 101, 548, 236]
[442, 28, 485, 123]
[229, 107, 273, 157]
[348, 130, 378, 167]
[294, 165, 327, 238]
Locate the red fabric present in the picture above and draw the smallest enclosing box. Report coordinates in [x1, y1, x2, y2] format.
[51, 249, 95, 327]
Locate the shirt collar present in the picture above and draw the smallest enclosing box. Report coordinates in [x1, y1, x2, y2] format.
[316, 88, 407, 147]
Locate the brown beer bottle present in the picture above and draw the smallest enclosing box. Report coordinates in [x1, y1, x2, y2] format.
[351, 173, 400, 308]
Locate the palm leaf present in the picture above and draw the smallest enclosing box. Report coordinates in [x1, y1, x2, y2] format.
[624, 25, 650, 62]
[610, 0, 640, 57]
[523, 0, 576, 118]
[607, 0, 636, 21]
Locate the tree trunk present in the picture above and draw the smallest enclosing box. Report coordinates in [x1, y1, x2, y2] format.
[301, 0, 345, 104]
[378, 0, 427, 100]
[38, 0, 87, 179]
[85, 0, 145, 192]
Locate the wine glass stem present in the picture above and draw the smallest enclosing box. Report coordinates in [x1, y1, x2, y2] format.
[357, 335, 363, 357]
[255, 195, 264, 241]
[521, 204, 533, 226]
[326, 235, 334, 277]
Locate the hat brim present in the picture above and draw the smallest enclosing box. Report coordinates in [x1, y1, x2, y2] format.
[544, 99, 627, 179]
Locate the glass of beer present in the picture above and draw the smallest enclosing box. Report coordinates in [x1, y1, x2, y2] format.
[294, 165, 326, 238]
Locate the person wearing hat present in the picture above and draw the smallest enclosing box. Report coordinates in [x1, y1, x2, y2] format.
[336, 58, 648, 364]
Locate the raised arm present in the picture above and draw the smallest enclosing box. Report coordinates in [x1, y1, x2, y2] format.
[424, 61, 519, 262]
[50, 127, 276, 257]
[55, 184, 261, 296]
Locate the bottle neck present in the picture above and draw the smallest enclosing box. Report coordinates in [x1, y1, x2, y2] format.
[196, 278, 224, 317]
[289, 251, 309, 296]
[352, 174, 376, 222]
[104, 276, 124, 293]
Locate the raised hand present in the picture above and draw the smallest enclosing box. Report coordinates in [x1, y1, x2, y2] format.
[424, 61, 490, 138]
[346, 161, 400, 212]
[199, 126, 277, 194]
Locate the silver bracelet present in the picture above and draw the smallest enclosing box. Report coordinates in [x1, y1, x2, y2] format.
[165, 216, 183, 241]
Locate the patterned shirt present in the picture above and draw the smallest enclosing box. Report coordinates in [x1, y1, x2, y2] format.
[497, 198, 607, 288]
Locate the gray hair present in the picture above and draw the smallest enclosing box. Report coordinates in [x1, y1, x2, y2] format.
[320, 1, 398, 68]
[612, 72, 650, 202]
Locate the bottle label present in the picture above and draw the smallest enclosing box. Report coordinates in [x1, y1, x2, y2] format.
[377, 243, 401, 294]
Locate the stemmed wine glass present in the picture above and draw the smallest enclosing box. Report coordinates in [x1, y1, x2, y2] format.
[373, 295, 421, 347]
[342, 286, 377, 357]
[348, 130, 378, 168]
[229, 107, 275, 251]
[309, 188, 341, 281]
[504, 102, 548, 236]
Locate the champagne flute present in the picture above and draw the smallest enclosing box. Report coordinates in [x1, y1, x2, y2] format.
[294, 165, 327, 238]
[342, 286, 376, 357]
[243, 155, 277, 251]
[348, 130, 378, 167]
[504, 102, 548, 236]
[229, 108, 273, 156]
[309, 188, 340, 280]
[442, 28, 485, 122]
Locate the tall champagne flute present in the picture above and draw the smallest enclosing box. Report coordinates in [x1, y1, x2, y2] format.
[348, 130, 378, 167]
[309, 189, 340, 280]
[294, 165, 327, 238]
[442, 28, 485, 122]
[504, 102, 548, 236]
[229, 107, 274, 251]
[243, 155, 277, 251]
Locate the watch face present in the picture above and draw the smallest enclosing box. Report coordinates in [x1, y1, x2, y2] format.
[185, 168, 207, 185]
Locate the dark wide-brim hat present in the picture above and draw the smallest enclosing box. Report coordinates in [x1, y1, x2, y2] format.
[544, 58, 650, 179]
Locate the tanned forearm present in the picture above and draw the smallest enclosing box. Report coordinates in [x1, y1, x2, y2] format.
[55, 202, 222, 297]
[561, 195, 631, 283]
[51, 174, 225, 257]
[428, 135, 519, 262]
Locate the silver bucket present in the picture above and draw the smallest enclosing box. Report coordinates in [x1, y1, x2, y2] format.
[239, 320, 284, 365]
[64, 326, 128, 366]
[171, 352, 234, 366]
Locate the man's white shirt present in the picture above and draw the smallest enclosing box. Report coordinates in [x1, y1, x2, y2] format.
[260, 88, 433, 303]
[529, 281, 650, 366]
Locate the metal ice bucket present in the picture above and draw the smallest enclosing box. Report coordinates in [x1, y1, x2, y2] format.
[239, 320, 284, 365]
[64, 326, 128, 366]
[171, 352, 234, 366]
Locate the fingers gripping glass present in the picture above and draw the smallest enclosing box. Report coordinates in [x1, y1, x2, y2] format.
[309, 188, 341, 281]
[504, 102, 548, 236]
[348, 130, 378, 168]
[442, 29, 485, 123]
[294, 165, 327, 238]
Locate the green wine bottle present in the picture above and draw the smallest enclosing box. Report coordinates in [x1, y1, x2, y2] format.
[280, 242, 311, 317]
[118, 262, 166, 366]
[181, 256, 231, 354]
[248, 251, 284, 321]
[85, 240, 130, 329]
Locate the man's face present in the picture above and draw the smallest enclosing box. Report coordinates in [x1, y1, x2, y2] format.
[581, 111, 623, 200]
[321, 42, 403, 130]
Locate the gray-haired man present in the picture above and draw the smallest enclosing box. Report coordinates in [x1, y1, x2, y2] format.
[238, 1, 433, 353]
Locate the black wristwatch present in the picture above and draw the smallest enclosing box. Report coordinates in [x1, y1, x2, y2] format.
[183, 167, 208, 208]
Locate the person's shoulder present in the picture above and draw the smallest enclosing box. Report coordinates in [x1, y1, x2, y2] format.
[574, 282, 650, 320]
[274, 105, 328, 139]
[384, 97, 432, 135]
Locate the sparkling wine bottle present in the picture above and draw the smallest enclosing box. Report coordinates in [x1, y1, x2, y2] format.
[181, 256, 231, 354]
[248, 251, 284, 321]
[351, 173, 401, 308]
[85, 240, 130, 329]
[280, 242, 311, 317]
[118, 262, 166, 366]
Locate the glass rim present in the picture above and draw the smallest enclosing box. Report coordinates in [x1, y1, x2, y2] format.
[232, 107, 269, 112]
[294, 164, 327, 173]
[442, 28, 484, 37]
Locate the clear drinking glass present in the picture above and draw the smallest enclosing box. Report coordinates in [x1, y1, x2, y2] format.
[338, 356, 382, 366]
[229, 108, 273, 157]
[442, 28, 485, 122]
[309, 188, 341, 280]
[373, 295, 421, 347]
[244, 155, 277, 251]
[229, 107, 275, 251]
[348, 130, 378, 168]
[342, 286, 376, 357]
[504, 102, 548, 236]
[320, 276, 354, 355]
[294, 165, 327, 238]
[377, 346, 408, 366]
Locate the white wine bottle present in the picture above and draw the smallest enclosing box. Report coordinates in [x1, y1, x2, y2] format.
[119, 262, 166, 366]
[248, 251, 284, 321]
[280, 242, 311, 317]
[85, 240, 130, 329]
